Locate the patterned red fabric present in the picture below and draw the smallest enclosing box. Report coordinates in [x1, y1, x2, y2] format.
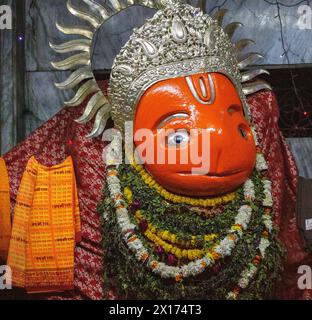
[3, 82, 312, 299]
[248, 91, 312, 300]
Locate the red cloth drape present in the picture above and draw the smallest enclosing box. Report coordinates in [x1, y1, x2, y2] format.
[3, 82, 312, 299]
[248, 91, 312, 300]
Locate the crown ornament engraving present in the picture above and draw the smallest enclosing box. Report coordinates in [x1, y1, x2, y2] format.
[51, 0, 272, 138]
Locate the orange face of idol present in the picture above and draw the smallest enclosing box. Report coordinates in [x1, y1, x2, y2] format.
[133, 72, 256, 197]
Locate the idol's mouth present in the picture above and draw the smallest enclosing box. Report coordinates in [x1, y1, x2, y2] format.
[178, 169, 244, 178]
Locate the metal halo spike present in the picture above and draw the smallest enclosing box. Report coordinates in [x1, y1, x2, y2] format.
[51, 52, 90, 71]
[65, 79, 100, 107]
[242, 80, 272, 95]
[235, 39, 255, 54]
[76, 92, 110, 124]
[52, 0, 132, 138]
[82, 0, 110, 20]
[49, 39, 92, 54]
[109, 0, 123, 11]
[238, 52, 264, 70]
[241, 69, 270, 83]
[86, 107, 111, 139]
[67, 0, 103, 28]
[54, 66, 93, 90]
[224, 22, 243, 39]
[56, 22, 94, 39]
[213, 9, 228, 26]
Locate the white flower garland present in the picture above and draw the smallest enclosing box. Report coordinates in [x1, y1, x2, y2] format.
[262, 179, 273, 207]
[226, 215, 273, 300]
[243, 179, 255, 201]
[252, 127, 259, 146]
[237, 264, 258, 289]
[258, 237, 271, 258]
[262, 214, 273, 233]
[226, 126, 275, 299]
[256, 153, 268, 172]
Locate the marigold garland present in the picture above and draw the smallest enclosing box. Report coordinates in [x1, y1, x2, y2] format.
[124, 191, 219, 248]
[134, 210, 218, 259]
[131, 159, 236, 208]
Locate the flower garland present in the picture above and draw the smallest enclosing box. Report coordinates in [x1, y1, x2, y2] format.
[134, 210, 218, 249]
[226, 208, 273, 299]
[125, 186, 248, 251]
[106, 160, 258, 279]
[131, 158, 236, 208]
[226, 128, 276, 299]
[101, 126, 284, 299]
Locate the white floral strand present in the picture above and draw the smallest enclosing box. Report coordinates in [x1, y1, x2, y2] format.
[256, 153, 268, 172]
[262, 179, 273, 207]
[258, 237, 270, 258]
[226, 124, 276, 300]
[226, 176, 274, 299]
[251, 126, 259, 146]
[234, 205, 253, 232]
[237, 264, 258, 289]
[103, 132, 123, 166]
[243, 179, 255, 201]
[262, 214, 273, 233]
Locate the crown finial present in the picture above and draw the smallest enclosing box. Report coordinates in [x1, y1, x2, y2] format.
[159, 0, 186, 7]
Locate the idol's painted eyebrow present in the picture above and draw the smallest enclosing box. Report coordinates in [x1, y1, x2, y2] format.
[157, 112, 189, 129]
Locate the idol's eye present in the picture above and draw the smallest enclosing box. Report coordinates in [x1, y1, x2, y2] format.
[167, 130, 190, 147]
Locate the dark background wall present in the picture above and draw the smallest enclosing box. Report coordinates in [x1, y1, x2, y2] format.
[0, 0, 311, 176]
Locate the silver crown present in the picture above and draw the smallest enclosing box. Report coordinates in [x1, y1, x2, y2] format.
[51, 0, 271, 138]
